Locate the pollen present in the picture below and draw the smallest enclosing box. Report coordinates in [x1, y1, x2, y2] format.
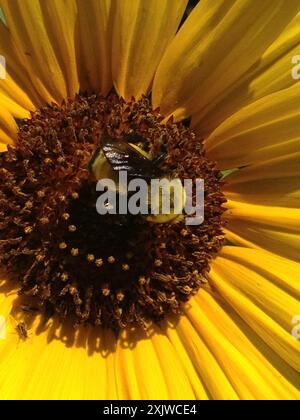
[44, 158, 52, 165]
[108, 256, 116, 264]
[71, 248, 79, 257]
[0, 93, 226, 332]
[71, 192, 79, 200]
[87, 254, 95, 263]
[154, 259, 163, 268]
[37, 190, 45, 198]
[95, 258, 103, 268]
[116, 291, 125, 302]
[139, 276, 147, 286]
[40, 217, 50, 225]
[68, 225, 77, 232]
[25, 201, 33, 209]
[180, 229, 189, 237]
[59, 195, 66, 202]
[61, 273, 69, 282]
[24, 226, 33, 235]
[102, 287, 110, 297]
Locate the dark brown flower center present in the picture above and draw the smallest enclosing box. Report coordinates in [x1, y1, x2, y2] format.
[0, 94, 226, 331]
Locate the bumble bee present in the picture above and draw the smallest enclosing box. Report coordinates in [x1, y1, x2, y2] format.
[88, 133, 166, 182]
[89, 132, 185, 224]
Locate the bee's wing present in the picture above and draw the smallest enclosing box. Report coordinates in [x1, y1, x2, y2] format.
[102, 137, 158, 179]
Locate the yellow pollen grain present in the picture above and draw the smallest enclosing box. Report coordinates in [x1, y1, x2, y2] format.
[122, 263, 130, 271]
[108, 256, 116, 264]
[24, 226, 33, 234]
[154, 259, 163, 268]
[71, 248, 79, 257]
[117, 292, 124, 302]
[25, 201, 33, 209]
[115, 308, 122, 318]
[57, 157, 65, 164]
[139, 276, 147, 285]
[72, 192, 79, 200]
[68, 225, 77, 232]
[87, 254, 95, 263]
[59, 195, 66, 202]
[62, 213, 70, 221]
[61, 273, 69, 282]
[37, 190, 45, 198]
[102, 288, 110, 297]
[40, 217, 49, 225]
[59, 242, 67, 250]
[44, 158, 52, 165]
[181, 229, 189, 237]
[36, 254, 44, 262]
[95, 259, 103, 268]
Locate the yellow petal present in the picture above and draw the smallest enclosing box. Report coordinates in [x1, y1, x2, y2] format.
[225, 195, 300, 262]
[39, 0, 79, 98]
[0, 286, 195, 399]
[217, 247, 300, 300]
[193, 288, 300, 399]
[0, 76, 35, 114]
[115, 326, 196, 399]
[214, 248, 300, 331]
[193, 11, 300, 137]
[152, 0, 300, 122]
[186, 296, 281, 399]
[149, 328, 196, 399]
[76, 0, 112, 95]
[112, 0, 187, 100]
[117, 329, 174, 399]
[175, 313, 239, 400]
[224, 221, 300, 263]
[0, 133, 9, 149]
[224, 151, 300, 209]
[114, 330, 142, 399]
[0, 290, 113, 400]
[0, 0, 72, 104]
[0, 20, 42, 108]
[209, 250, 300, 372]
[165, 323, 210, 399]
[0, 104, 18, 143]
[205, 86, 300, 169]
[0, 91, 30, 119]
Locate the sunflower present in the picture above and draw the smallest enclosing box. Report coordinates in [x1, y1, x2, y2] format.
[0, 0, 299, 401]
